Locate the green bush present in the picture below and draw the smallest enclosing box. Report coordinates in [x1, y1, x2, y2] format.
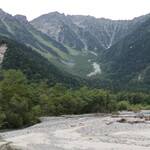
[117, 101, 130, 111]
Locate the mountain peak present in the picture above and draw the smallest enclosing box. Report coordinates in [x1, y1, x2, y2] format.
[43, 11, 66, 21]
[48, 11, 66, 17]
[14, 15, 28, 23]
[48, 11, 63, 15]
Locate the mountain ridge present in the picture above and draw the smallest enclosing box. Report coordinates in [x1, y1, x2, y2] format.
[0, 9, 71, 59]
[31, 11, 150, 50]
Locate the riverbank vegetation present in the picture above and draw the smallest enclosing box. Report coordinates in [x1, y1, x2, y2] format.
[0, 70, 150, 129]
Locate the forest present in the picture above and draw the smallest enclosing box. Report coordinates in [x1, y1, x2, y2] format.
[0, 69, 150, 129]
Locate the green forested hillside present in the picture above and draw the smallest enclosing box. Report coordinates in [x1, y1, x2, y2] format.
[99, 18, 150, 92]
[0, 36, 83, 88]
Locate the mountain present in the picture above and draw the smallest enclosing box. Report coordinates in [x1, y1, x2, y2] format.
[68, 14, 150, 49]
[31, 12, 104, 51]
[0, 8, 150, 92]
[31, 12, 150, 50]
[0, 9, 100, 77]
[0, 9, 71, 59]
[99, 17, 150, 91]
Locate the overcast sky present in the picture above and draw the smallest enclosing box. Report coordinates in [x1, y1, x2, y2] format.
[1, 0, 150, 21]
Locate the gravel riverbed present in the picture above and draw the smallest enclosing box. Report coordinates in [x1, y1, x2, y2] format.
[0, 114, 150, 150]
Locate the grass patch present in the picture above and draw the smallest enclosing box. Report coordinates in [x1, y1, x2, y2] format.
[31, 33, 68, 60]
[64, 45, 80, 55]
[32, 47, 55, 59]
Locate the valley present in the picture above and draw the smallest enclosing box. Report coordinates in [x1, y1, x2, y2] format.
[0, 7, 150, 150]
[0, 8, 150, 90]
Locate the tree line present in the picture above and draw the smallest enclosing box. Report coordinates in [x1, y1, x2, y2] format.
[0, 69, 150, 129]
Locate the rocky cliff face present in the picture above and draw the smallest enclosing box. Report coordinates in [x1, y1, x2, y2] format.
[0, 44, 7, 68]
[30, 12, 84, 50]
[31, 12, 150, 51]
[30, 12, 104, 51]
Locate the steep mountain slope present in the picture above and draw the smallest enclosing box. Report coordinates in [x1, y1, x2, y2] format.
[99, 17, 150, 91]
[0, 35, 83, 88]
[14, 15, 71, 57]
[68, 14, 150, 49]
[0, 9, 70, 59]
[31, 12, 150, 50]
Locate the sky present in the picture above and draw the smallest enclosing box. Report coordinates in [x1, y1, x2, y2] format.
[1, 0, 150, 21]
